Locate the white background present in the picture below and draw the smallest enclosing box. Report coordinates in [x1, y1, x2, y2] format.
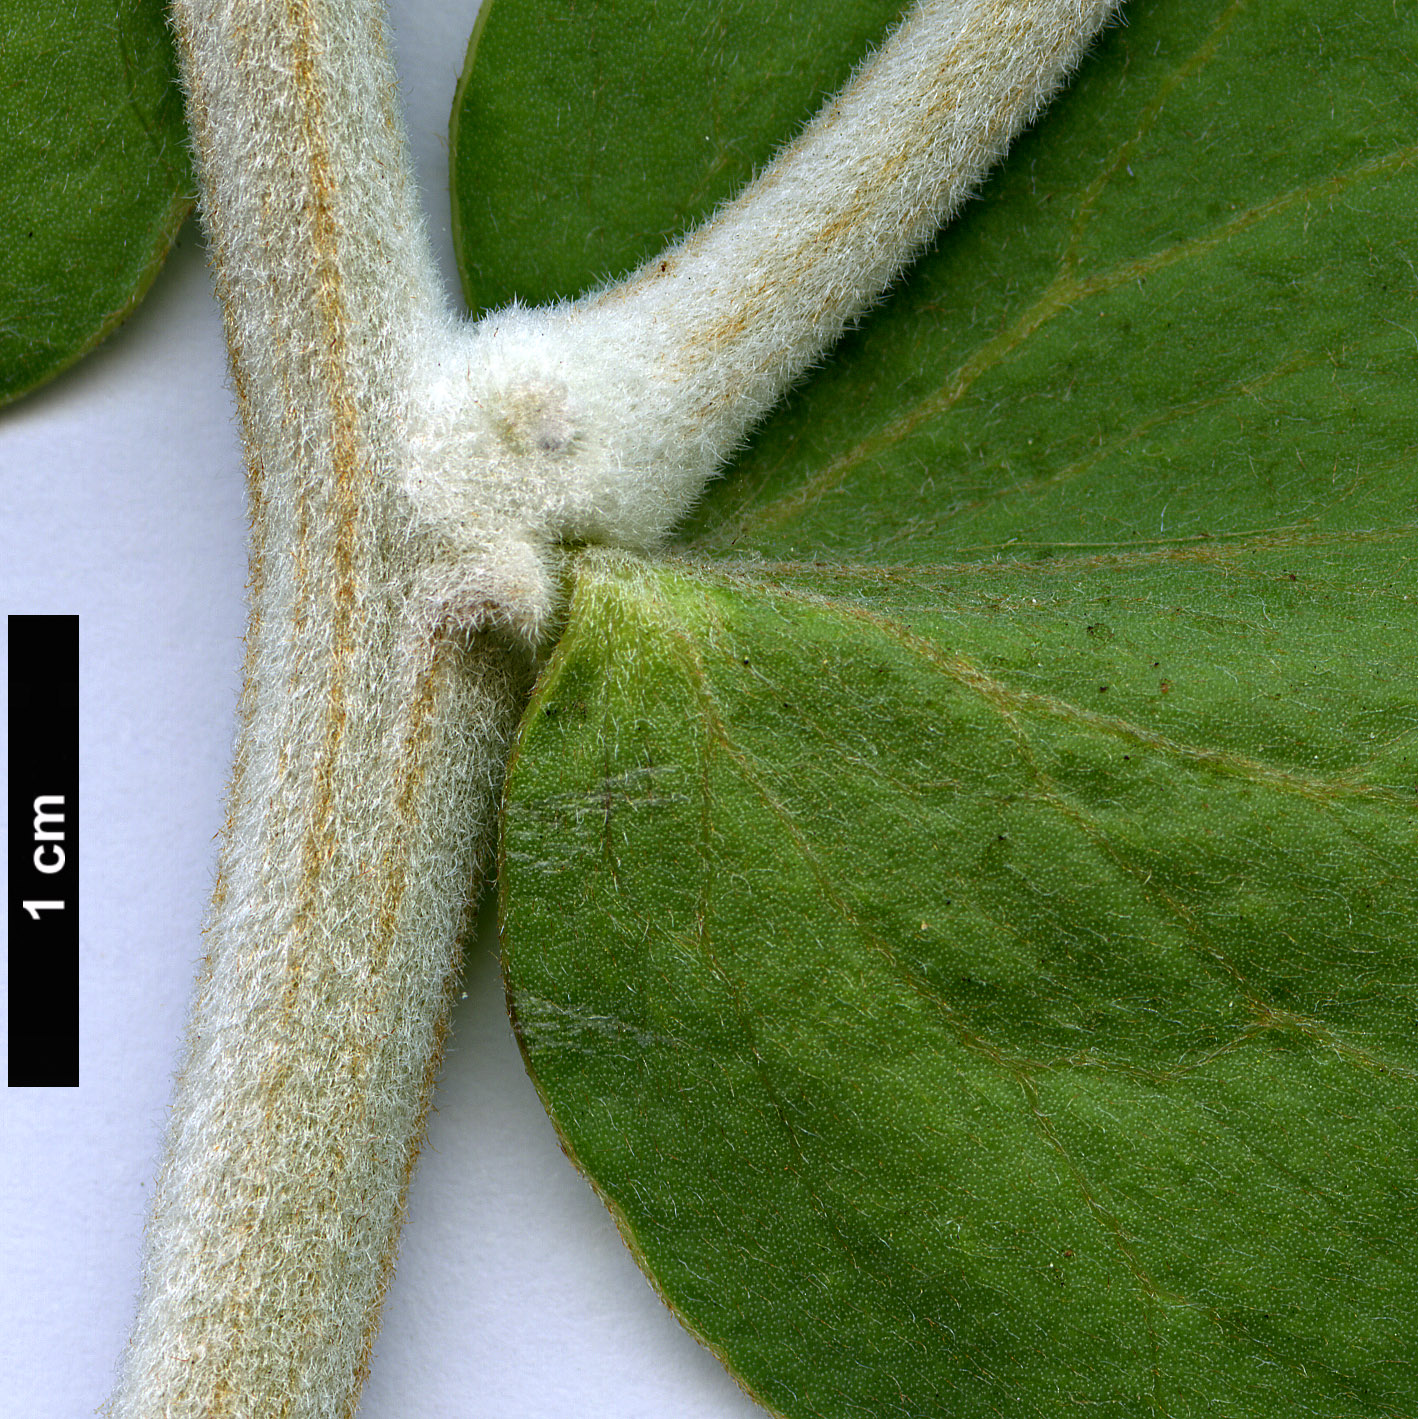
[0, 3, 766, 1414]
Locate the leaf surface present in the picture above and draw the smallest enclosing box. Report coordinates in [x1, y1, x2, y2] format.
[469, 1, 1418, 1413]
[0, 0, 192, 405]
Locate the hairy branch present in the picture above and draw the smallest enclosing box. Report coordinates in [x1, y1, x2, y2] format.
[110, 0, 1120, 1414]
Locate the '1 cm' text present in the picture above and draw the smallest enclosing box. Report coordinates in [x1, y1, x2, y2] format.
[24, 796, 68, 920]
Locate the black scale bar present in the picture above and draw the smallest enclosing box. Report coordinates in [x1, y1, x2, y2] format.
[8, 615, 79, 1087]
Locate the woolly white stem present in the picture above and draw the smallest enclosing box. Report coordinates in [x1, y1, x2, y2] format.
[109, 2, 531, 1415]
[112, 0, 1120, 1415]
[581, 0, 1124, 500]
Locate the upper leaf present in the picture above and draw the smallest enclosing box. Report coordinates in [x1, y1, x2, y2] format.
[463, 0, 1418, 1414]
[0, 0, 193, 406]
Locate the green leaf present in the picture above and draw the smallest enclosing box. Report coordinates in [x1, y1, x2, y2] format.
[506, 550, 1417, 1416]
[476, 0, 1418, 1413]
[0, 0, 193, 406]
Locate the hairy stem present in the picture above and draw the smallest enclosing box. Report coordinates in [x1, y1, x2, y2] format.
[588, 0, 1123, 471]
[110, 1, 531, 1414]
[112, 0, 1120, 1414]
